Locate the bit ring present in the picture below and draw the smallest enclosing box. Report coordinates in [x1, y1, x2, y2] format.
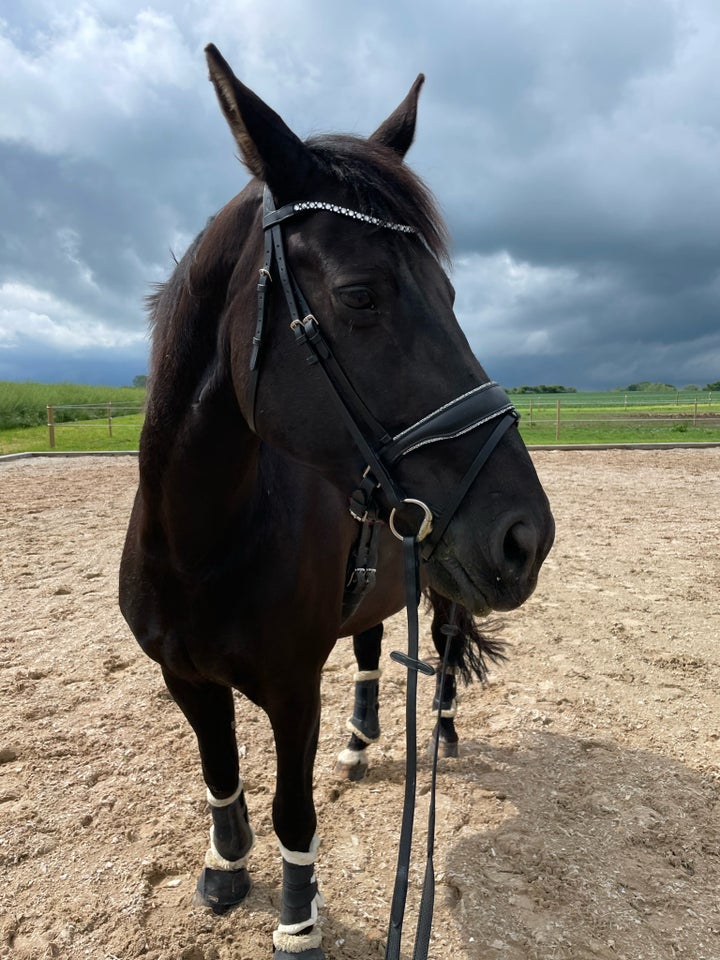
[389, 499, 434, 542]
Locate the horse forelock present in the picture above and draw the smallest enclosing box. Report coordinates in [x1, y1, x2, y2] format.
[305, 134, 450, 264]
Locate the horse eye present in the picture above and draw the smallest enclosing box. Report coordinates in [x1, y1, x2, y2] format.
[338, 287, 376, 311]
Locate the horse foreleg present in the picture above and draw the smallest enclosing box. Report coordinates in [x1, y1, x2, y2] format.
[268, 681, 325, 960]
[431, 665, 459, 758]
[161, 670, 253, 913]
[335, 623, 383, 781]
[428, 589, 506, 758]
[429, 600, 461, 759]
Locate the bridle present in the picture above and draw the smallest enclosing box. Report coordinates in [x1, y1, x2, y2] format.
[252, 185, 519, 558]
[252, 184, 519, 960]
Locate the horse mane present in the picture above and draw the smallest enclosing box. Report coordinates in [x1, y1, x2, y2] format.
[144, 200, 257, 428]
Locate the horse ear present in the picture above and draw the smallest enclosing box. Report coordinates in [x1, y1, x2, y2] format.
[205, 44, 314, 192]
[370, 74, 425, 158]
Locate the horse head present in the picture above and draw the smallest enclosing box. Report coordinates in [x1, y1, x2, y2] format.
[204, 45, 554, 615]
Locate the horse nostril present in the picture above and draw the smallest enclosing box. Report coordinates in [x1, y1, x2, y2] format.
[502, 522, 536, 577]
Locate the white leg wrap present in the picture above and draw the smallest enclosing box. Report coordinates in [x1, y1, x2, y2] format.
[275, 884, 323, 935]
[278, 833, 319, 866]
[206, 781, 244, 807]
[204, 825, 255, 872]
[345, 718, 376, 744]
[337, 746, 369, 767]
[273, 928, 323, 953]
[275, 833, 325, 939]
[438, 698, 458, 719]
[353, 668, 382, 682]
[203, 782, 254, 871]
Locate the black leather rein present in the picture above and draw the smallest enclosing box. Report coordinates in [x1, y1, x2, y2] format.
[252, 185, 518, 960]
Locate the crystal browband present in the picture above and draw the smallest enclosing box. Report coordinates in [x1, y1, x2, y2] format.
[292, 201, 416, 233]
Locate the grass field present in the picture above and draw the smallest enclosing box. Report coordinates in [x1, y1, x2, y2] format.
[0, 381, 145, 430]
[0, 414, 144, 455]
[1, 386, 719, 456]
[512, 392, 720, 444]
[0, 381, 145, 456]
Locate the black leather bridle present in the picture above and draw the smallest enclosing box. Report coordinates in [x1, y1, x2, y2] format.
[252, 185, 519, 960]
[252, 186, 519, 559]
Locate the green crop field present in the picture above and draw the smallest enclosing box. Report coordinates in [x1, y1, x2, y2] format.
[1, 384, 720, 456]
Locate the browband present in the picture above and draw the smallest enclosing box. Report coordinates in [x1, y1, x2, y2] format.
[263, 200, 416, 234]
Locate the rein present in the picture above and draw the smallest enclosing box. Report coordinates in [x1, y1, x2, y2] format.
[253, 185, 517, 958]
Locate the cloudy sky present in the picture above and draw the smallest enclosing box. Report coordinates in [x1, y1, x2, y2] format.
[2, 0, 719, 390]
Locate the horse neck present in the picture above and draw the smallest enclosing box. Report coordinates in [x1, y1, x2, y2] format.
[139, 369, 256, 538]
[139, 202, 269, 574]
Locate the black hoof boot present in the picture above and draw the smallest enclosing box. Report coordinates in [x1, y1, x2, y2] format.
[273, 929, 325, 960]
[196, 784, 254, 913]
[348, 676, 380, 742]
[274, 949, 325, 960]
[273, 847, 324, 958]
[194, 865, 251, 914]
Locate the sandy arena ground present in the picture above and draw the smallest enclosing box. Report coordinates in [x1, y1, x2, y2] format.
[1, 449, 719, 960]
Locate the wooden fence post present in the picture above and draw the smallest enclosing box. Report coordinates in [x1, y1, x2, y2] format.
[555, 398, 561, 441]
[529, 398, 534, 427]
[694, 399, 698, 425]
[107, 402, 113, 438]
[47, 405, 55, 449]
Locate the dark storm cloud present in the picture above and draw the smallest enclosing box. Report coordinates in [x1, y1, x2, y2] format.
[1, 0, 719, 388]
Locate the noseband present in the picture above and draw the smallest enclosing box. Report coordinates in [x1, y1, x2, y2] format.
[252, 186, 518, 557]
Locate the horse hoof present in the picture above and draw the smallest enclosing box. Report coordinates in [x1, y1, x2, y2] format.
[335, 747, 369, 781]
[429, 738, 459, 759]
[193, 866, 251, 914]
[334, 759, 368, 782]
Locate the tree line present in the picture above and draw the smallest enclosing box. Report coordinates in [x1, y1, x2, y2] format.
[506, 381, 720, 394]
[616, 381, 720, 392]
[507, 385, 578, 394]
[131, 372, 720, 394]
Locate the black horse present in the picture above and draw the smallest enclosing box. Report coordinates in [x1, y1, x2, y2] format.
[120, 45, 554, 960]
